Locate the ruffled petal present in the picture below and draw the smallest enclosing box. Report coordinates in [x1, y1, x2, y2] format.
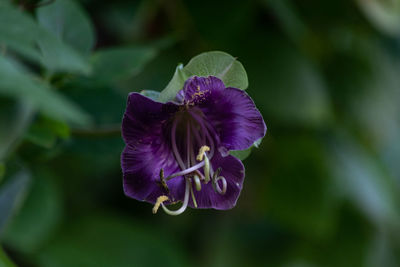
[188, 152, 245, 210]
[121, 93, 184, 203]
[200, 86, 266, 152]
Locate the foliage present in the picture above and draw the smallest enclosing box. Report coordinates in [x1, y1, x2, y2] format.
[1, 0, 400, 266]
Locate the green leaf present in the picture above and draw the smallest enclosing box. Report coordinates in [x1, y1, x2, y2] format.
[139, 90, 160, 101]
[248, 38, 331, 126]
[158, 51, 248, 102]
[37, 0, 95, 55]
[230, 137, 264, 161]
[0, 56, 91, 126]
[230, 147, 252, 161]
[0, 247, 17, 267]
[157, 63, 187, 102]
[328, 134, 400, 226]
[35, 215, 188, 267]
[260, 136, 338, 239]
[25, 125, 57, 149]
[0, 2, 90, 74]
[25, 116, 70, 149]
[0, 163, 4, 183]
[0, 99, 34, 160]
[184, 51, 248, 89]
[3, 170, 62, 254]
[90, 46, 157, 82]
[356, 0, 400, 36]
[0, 170, 31, 234]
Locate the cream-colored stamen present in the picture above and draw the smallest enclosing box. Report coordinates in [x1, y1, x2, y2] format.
[189, 179, 198, 208]
[196, 146, 210, 161]
[204, 156, 210, 183]
[152, 195, 169, 214]
[214, 176, 227, 195]
[193, 175, 202, 191]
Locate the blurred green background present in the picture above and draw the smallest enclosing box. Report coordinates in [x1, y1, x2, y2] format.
[1, 0, 400, 266]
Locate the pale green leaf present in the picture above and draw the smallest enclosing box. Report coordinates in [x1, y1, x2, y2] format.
[0, 3, 90, 74]
[37, 0, 95, 55]
[157, 63, 187, 102]
[0, 99, 34, 160]
[0, 170, 31, 234]
[230, 147, 252, 161]
[3, 171, 62, 254]
[0, 163, 4, 183]
[90, 46, 157, 82]
[159, 51, 248, 102]
[0, 247, 17, 267]
[356, 0, 400, 36]
[229, 137, 264, 161]
[184, 51, 248, 89]
[0, 56, 91, 126]
[329, 135, 400, 226]
[139, 90, 160, 101]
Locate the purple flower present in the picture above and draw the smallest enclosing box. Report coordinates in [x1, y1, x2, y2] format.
[121, 76, 266, 215]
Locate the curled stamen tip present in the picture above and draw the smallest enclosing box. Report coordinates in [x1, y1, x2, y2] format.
[152, 195, 169, 214]
[196, 146, 210, 161]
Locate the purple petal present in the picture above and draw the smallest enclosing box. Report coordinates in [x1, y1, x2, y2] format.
[121, 93, 184, 203]
[188, 152, 245, 210]
[201, 86, 266, 152]
[183, 76, 225, 104]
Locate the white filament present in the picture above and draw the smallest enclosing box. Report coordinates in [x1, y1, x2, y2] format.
[161, 178, 190, 215]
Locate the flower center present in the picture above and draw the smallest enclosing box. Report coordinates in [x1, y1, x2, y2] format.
[152, 110, 227, 215]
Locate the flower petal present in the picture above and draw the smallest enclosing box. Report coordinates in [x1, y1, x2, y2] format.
[182, 76, 225, 104]
[121, 93, 184, 203]
[188, 152, 245, 210]
[201, 86, 266, 152]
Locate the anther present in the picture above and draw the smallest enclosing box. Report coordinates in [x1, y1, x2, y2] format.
[153, 195, 169, 214]
[196, 146, 210, 161]
[158, 168, 169, 193]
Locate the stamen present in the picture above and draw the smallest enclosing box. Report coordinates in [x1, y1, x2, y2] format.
[189, 179, 198, 208]
[152, 195, 169, 214]
[158, 168, 169, 193]
[191, 122, 206, 150]
[190, 122, 198, 165]
[203, 119, 221, 143]
[193, 174, 201, 191]
[204, 155, 210, 183]
[213, 167, 222, 179]
[165, 161, 205, 181]
[194, 170, 205, 181]
[186, 121, 191, 167]
[214, 176, 227, 195]
[161, 178, 190, 215]
[196, 146, 210, 161]
[190, 112, 216, 159]
[171, 116, 186, 170]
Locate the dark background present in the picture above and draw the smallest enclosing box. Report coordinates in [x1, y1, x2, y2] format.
[1, 0, 400, 266]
